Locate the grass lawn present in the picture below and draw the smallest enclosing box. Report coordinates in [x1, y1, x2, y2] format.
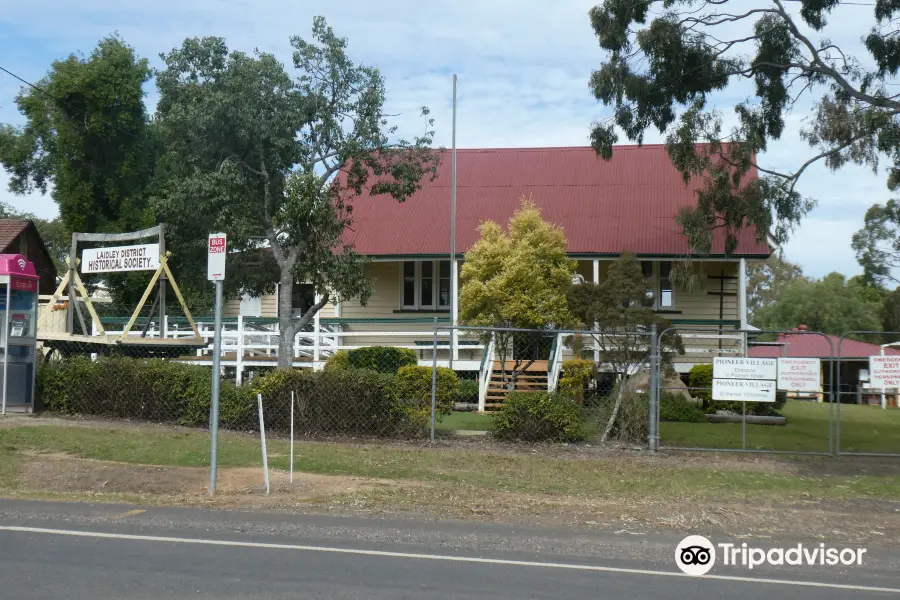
[1, 422, 900, 503]
[660, 400, 900, 453]
[435, 411, 494, 431]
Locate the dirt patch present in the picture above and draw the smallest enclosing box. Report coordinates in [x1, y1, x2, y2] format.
[18, 453, 395, 501]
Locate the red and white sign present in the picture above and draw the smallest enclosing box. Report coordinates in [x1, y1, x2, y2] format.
[777, 358, 821, 392]
[870, 355, 900, 389]
[207, 233, 227, 281]
[11, 278, 36, 292]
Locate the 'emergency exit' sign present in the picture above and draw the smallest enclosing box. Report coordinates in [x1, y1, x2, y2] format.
[870, 355, 900, 389]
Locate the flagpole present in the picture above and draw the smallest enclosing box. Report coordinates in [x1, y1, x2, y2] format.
[450, 74, 458, 370]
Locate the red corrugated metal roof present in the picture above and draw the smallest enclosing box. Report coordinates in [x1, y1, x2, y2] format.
[748, 333, 900, 359]
[337, 145, 772, 257]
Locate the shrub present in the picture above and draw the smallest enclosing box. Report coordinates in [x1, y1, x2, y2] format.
[688, 364, 713, 406]
[658, 393, 706, 423]
[558, 359, 593, 403]
[35, 355, 257, 426]
[395, 365, 459, 428]
[455, 378, 480, 405]
[324, 350, 351, 372]
[347, 346, 417, 374]
[584, 387, 649, 443]
[36, 355, 420, 437]
[491, 392, 584, 442]
[251, 368, 420, 437]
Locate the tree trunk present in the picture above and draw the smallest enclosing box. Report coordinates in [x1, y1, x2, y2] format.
[600, 381, 627, 443]
[277, 272, 298, 370]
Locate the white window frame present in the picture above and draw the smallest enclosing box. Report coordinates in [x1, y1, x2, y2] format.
[399, 260, 452, 310]
[641, 261, 676, 310]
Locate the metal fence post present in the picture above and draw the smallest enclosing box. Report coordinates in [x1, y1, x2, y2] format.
[430, 318, 439, 443]
[649, 324, 658, 452]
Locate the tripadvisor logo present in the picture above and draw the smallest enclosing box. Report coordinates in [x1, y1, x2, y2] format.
[675, 536, 867, 576]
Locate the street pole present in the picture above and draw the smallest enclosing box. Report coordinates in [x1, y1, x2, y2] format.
[449, 74, 458, 371]
[209, 280, 223, 495]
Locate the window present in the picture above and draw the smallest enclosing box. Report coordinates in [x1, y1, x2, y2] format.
[420, 261, 434, 308]
[641, 261, 675, 310]
[403, 262, 416, 307]
[401, 260, 452, 310]
[658, 262, 673, 308]
[292, 284, 315, 317]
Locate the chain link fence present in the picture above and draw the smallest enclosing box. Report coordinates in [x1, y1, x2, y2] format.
[429, 325, 658, 445]
[654, 328, 836, 456]
[29, 313, 900, 456]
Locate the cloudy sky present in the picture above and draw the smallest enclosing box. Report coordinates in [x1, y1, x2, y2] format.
[0, 0, 890, 278]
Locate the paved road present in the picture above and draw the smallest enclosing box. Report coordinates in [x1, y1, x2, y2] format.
[0, 500, 898, 599]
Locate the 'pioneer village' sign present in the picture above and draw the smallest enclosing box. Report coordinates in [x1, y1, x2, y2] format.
[81, 244, 161, 274]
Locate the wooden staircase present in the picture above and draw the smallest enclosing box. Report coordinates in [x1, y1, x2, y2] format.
[484, 360, 549, 411]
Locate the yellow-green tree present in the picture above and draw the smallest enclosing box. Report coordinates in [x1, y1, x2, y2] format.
[460, 198, 576, 386]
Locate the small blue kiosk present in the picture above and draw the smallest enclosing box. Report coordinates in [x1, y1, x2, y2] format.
[0, 254, 39, 413]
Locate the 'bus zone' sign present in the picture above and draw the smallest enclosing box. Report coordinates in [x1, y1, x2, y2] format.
[207, 233, 227, 281]
[870, 355, 900, 389]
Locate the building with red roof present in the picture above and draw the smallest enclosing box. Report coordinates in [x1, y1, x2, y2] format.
[226, 145, 771, 391]
[748, 328, 900, 405]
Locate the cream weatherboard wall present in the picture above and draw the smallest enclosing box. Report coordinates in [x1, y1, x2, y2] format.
[223, 292, 336, 319]
[339, 261, 449, 350]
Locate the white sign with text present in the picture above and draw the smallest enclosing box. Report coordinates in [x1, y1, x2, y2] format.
[207, 233, 227, 281]
[81, 244, 160, 274]
[869, 355, 900, 389]
[713, 357, 777, 381]
[777, 358, 821, 392]
[712, 378, 777, 402]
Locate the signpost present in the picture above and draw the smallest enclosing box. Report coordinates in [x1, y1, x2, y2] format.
[711, 379, 776, 402]
[870, 355, 900, 409]
[713, 357, 778, 450]
[777, 358, 821, 393]
[712, 357, 777, 381]
[869, 355, 900, 389]
[81, 243, 160, 274]
[208, 233, 226, 495]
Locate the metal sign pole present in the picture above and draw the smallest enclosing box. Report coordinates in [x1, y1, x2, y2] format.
[209, 279, 223, 495]
[207, 232, 227, 495]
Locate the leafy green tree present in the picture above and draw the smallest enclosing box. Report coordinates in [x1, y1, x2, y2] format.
[588, 0, 900, 254]
[853, 199, 900, 287]
[459, 199, 576, 385]
[752, 273, 882, 334]
[154, 18, 439, 367]
[881, 288, 900, 343]
[0, 36, 157, 237]
[567, 252, 683, 441]
[746, 254, 806, 319]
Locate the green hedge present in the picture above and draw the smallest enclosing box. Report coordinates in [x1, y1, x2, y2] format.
[37, 356, 255, 427]
[455, 378, 479, 405]
[491, 392, 585, 442]
[254, 368, 422, 437]
[347, 346, 417, 374]
[323, 350, 350, 372]
[37, 356, 426, 438]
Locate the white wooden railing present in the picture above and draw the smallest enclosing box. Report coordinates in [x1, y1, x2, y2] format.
[547, 332, 565, 392]
[477, 334, 496, 412]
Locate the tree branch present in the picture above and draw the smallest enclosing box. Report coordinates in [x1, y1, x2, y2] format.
[772, 0, 900, 110]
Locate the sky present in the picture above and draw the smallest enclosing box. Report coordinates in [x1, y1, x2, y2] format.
[0, 0, 891, 278]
